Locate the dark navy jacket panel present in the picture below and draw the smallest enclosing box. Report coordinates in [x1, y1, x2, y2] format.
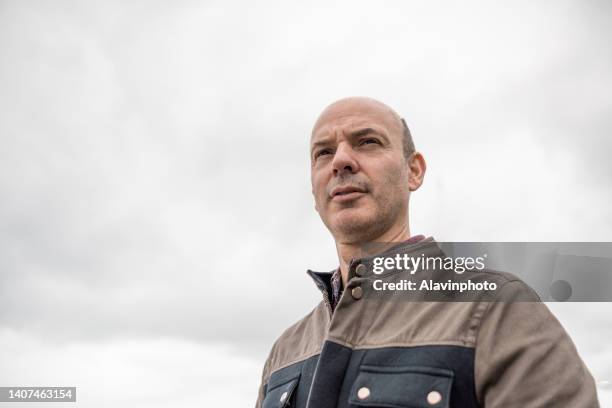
[261, 341, 478, 408]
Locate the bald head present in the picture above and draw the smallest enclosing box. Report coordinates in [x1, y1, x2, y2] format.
[312, 97, 415, 158]
[309, 96, 426, 245]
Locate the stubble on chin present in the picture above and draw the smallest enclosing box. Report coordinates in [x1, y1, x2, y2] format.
[330, 191, 409, 244]
[329, 207, 392, 244]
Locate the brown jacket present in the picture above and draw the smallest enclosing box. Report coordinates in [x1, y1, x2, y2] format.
[255, 238, 599, 407]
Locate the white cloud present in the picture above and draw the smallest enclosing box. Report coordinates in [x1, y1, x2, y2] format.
[0, 328, 261, 408]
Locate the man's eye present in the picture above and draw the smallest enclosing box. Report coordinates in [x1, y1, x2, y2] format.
[315, 149, 332, 159]
[360, 138, 380, 145]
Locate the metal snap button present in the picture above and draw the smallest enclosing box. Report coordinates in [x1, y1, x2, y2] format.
[351, 286, 363, 300]
[355, 263, 367, 276]
[427, 390, 442, 405]
[357, 386, 370, 400]
[280, 391, 288, 403]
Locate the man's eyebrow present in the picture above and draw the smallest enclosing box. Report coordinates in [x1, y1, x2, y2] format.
[350, 127, 382, 138]
[311, 137, 333, 150]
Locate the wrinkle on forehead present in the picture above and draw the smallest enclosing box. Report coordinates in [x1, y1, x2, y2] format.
[311, 97, 403, 141]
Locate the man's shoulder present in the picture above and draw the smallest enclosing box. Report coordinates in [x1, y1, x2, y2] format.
[464, 267, 542, 302]
[263, 301, 329, 379]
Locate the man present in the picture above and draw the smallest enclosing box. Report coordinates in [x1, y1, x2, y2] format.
[255, 97, 598, 407]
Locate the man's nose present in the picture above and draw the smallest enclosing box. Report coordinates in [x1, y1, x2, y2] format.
[332, 143, 359, 176]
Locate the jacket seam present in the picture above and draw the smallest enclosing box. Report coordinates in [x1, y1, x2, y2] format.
[326, 336, 476, 350]
[471, 278, 525, 407]
[265, 349, 322, 383]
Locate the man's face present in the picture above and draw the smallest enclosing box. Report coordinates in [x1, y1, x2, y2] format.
[310, 98, 412, 244]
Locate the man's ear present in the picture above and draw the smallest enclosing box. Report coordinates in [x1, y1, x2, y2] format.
[407, 152, 426, 191]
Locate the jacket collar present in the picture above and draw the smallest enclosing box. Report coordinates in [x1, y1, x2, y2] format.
[307, 237, 442, 297]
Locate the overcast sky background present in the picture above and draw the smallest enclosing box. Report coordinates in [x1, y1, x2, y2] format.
[1, 0, 611, 407]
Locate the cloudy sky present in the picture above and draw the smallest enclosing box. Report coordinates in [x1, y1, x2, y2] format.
[1, 0, 611, 406]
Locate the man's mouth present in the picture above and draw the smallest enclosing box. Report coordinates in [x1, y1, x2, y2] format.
[330, 186, 367, 202]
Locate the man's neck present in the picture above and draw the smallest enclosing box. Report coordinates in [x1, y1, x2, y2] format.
[335, 225, 411, 287]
